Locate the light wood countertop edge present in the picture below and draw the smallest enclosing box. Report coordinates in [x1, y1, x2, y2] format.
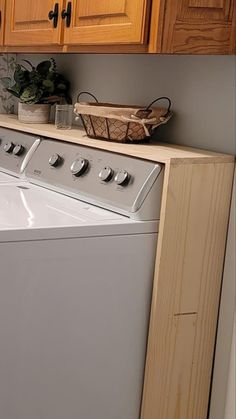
[0, 114, 234, 165]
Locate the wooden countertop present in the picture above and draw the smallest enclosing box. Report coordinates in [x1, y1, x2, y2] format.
[0, 114, 234, 165]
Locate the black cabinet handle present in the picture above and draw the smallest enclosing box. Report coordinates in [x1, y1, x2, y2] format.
[48, 3, 59, 28]
[61, 2, 72, 28]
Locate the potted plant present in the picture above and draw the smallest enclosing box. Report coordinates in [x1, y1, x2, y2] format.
[1, 58, 71, 124]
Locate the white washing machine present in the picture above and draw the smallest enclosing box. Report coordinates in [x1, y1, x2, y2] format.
[0, 127, 40, 183]
[0, 137, 164, 419]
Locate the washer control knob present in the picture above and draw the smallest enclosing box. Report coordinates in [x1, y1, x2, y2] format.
[4, 142, 15, 153]
[99, 166, 113, 182]
[13, 144, 25, 156]
[115, 170, 130, 186]
[49, 153, 63, 167]
[71, 158, 89, 177]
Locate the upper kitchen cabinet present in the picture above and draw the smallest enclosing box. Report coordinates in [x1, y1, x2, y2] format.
[1, 0, 235, 53]
[0, 0, 5, 45]
[63, 0, 150, 45]
[4, 0, 64, 46]
[153, 0, 236, 54]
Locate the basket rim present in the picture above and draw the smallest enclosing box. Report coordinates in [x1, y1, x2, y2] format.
[77, 101, 149, 109]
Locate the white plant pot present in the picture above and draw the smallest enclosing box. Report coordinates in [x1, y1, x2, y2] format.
[18, 103, 51, 124]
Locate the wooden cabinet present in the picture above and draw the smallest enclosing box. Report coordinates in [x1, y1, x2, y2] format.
[4, 0, 150, 48]
[63, 0, 150, 45]
[0, 0, 5, 45]
[4, 0, 64, 46]
[0, 0, 235, 53]
[157, 0, 236, 54]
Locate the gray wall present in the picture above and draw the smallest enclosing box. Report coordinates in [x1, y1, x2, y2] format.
[210, 181, 235, 419]
[224, 316, 235, 419]
[18, 54, 236, 154]
[18, 53, 236, 419]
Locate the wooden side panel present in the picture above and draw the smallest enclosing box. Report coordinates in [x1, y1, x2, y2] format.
[63, 0, 150, 45]
[160, 0, 236, 53]
[141, 162, 235, 419]
[5, 0, 64, 46]
[0, 0, 5, 45]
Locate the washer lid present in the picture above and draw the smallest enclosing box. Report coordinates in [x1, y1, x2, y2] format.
[0, 171, 23, 183]
[0, 182, 158, 241]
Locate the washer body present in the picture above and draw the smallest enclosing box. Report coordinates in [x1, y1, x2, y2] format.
[0, 134, 164, 419]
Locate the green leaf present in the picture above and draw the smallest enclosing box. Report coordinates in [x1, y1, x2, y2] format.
[6, 88, 21, 99]
[8, 82, 21, 93]
[29, 70, 41, 83]
[56, 83, 67, 91]
[21, 59, 35, 70]
[36, 60, 51, 76]
[14, 65, 29, 84]
[20, 86, 43, 104]
[42, 79, 54, 92]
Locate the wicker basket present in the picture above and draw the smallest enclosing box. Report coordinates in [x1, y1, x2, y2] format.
[74, 92, 173, 143]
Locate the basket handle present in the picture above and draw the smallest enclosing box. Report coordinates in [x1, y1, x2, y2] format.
[77, 91, 99, 103]
[146, 96, 172, 115]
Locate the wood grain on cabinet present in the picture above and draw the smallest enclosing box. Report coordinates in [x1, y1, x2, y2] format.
[63, 0, 150, 45]
[148, 0, 165, 52]
[230, 1, 236, 52]
[1, 0, 235, 53]
[0, 0, 5, 45]
[159, 0, 236, 54]
[4, 0, 64, 46]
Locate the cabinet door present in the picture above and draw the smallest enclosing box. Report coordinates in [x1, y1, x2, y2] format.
[0, 0, 5, 45]
[161, 0, 236, 53]
[63, 0, 150, 45]
[5, 0, 63, 46]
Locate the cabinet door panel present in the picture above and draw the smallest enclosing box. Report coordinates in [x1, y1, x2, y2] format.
[179, 0, 231, 19]
[78, 0, 126, 18]
[161, 0, 235, 53]
[64, 0, 149, 45]
[5, 0, 63, 46]
[189, 0, 225, 7]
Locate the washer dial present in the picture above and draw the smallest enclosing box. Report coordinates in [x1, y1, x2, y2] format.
[4, 142, 15, 153]
[13, 144, 25, 156]
[99, 166, 113, 182]
[71, 158, 89, 177]
[115, 170, 130, 186]
[49, 153, 63, 167]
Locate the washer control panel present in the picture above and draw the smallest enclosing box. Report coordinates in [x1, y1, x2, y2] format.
[0, 127, 40, 176]
[26, 139, 164, 220]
